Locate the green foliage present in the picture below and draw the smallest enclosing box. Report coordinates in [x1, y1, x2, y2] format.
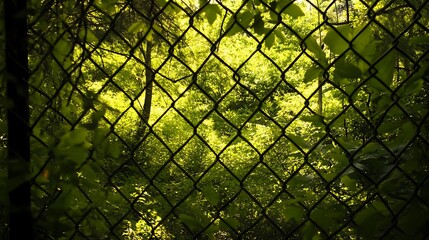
[2, 0, 428, 239]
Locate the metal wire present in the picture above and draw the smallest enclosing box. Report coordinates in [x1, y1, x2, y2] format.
[1, 0, 429, 239]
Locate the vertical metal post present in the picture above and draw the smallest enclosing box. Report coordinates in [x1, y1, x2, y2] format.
[4, 0, 33, 239]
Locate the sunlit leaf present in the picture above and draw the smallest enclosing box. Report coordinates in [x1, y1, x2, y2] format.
[304, 66, 323, 83]
[264, 32, 275, 49]
[203, 4, 221, 25]
[96, 0, 116, 13]
[225, 11, 253, 36]
[353, 24, 373, 56]
[275, 0, 292, 13]
[303, 36, 327, 66]
[283, 3, 304, 18]
[274, 29, 286, 42]
[253, 13, 265, 35]
[324, 26, 351, 54]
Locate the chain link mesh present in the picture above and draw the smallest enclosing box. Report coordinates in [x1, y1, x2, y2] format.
[1, 0, 429, 239]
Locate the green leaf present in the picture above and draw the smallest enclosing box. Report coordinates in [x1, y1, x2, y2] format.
[269, 10, 278, 23]
[203, 4, 221, 25]
[61, 128, 88, 146]
[366, 77, 390, 92]
[225, 11, 253, 36]
[275, 0, 292, 13]
[78, 29, 99, 43]
[283, 3, 305, 18]
[204, 224, 220, 236]
[274, 29, 286, 42]
[29, 70, 44, 87]
[202, 185, 220, 206]
[238, 11, 253, 28]
[373, 50, 395, 87]
[372, 200, 389, 215]
[324, 27, 350, 54]
[288, 134, 310, 148]
[353, 24, 373, 56]
[377, 119, 406, 133]
[156, 0, 168, 7]
[311, 208, 331, 232]
[264, 32, 275, 49]
[253, 13, 265, 35]
[399, 78, 424, 97]
[127, 21, 147, 34]
[284, 205, 304, 221]
[303, 36, 327, 66]
[341, 175, 356, 191]
[334, 59, 362, 78]
[109, 141, 121, 158]
[361, 142, 380, 154]
[409, 36, 429, 46]
[301, 114, 324, 126]
[223, 217, 240, 228]
[401, 122, 416, 141]
[179, 214, 203, 231]
[53, 38, 72, 59]
[304, 66, 323, 83]
[354, 206, 380, 237]
[302, 222, 319, 240]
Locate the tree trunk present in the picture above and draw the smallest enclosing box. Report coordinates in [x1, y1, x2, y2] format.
[136, 41, 154, 139]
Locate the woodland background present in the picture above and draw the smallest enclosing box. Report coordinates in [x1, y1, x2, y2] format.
[0, 0, 429, 239]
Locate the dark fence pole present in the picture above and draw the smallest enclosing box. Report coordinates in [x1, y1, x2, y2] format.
[4, 0, 33, 239]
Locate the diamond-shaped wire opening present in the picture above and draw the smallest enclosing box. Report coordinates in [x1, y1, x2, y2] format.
[267, 192, 308, 231]
[242, 163, 282, 207]
[241, 111, 283, 153]
[240, 216, 285, 238]
[174, 136, 216, 178]
[151, 108, 194, 152]
[174, 84, 215, 126]
[153, 161, 194, 206]
[222, 191, 264, 235]
[4, 0, 429, 239]
[197, 111, 237, 154]
[219, 137, 260, 180]
[236, 52, 282, 99]
[286, 165, 327, 208]
[263, 136, 305, 181]
[197, 162, 241, 207]
[217, 84, 260, 128]
[195, 58, 236, 102]
[309, 194, 350, 236]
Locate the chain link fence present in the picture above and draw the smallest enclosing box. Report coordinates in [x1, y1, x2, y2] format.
[1, 0, 429, 239]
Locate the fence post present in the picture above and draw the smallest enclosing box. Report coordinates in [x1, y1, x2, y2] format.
[4, 0, 33, 239]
